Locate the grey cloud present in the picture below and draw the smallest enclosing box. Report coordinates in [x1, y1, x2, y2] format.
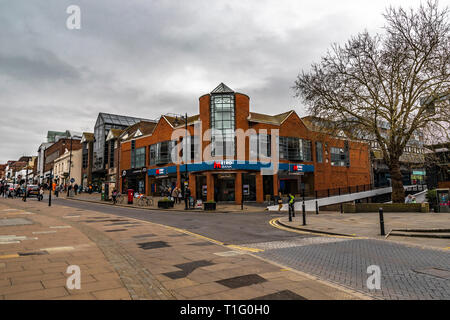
[0, 0, 426, 163]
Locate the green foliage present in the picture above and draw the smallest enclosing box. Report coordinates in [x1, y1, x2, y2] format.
[426, 189, 437, 204]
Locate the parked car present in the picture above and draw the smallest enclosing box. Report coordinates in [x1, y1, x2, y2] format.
[27, 185, 40, 197]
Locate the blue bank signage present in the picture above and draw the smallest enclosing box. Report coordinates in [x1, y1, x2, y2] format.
[147, 161, 314, 176]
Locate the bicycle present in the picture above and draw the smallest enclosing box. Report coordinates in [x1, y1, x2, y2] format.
[137, 196, 153, 207]
[115, 194, 125, 204]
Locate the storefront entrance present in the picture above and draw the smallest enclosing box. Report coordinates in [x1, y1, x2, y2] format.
[214, 174, 235, 202]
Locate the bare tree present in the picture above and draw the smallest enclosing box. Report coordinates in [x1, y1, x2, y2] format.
[294, 0, 450, 203]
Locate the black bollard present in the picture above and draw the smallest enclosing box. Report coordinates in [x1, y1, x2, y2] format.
[315, 200, 319, 215]
[379, 207, 385, 236]
[302, 201, 306, 226]
[288, 204, 292, 222]
[340, 203, 343, 214]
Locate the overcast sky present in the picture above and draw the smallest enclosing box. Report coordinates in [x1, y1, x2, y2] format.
[0, 0, 433, 163]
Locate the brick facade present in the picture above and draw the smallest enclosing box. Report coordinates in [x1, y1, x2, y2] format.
[118, 84, 371, 204]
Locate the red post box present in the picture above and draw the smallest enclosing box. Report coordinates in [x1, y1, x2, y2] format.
[127, 189, 134, 204]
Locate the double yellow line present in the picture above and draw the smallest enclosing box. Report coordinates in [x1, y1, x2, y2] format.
[269, 218, 359, 239]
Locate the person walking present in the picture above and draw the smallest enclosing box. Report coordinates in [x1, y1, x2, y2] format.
[288, 192, 295, 217]
[38, 186, 44, 201]
[177, 187, 183, 204]
[111, 188, 118, 205]
[277, 192, 283, 211]
[172, 187, 178, 204]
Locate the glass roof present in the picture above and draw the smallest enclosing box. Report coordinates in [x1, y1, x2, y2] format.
[98, 112, 151, 126]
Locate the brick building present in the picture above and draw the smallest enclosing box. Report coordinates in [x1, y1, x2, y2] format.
[118, 83, 371, 204]
[44, 138, 82, 182]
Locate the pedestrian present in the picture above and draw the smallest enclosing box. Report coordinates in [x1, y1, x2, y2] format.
[112, 188, 118, 205]
[405, 194, 412, 203]
[184, 186, 191, 209]
[38, 186, 44, 201]
[288, 193, 295, 216]
[177, 187, 183, 204]
[172, 187, 178, 203]
[277, 192, 283, 211]
[88, 184, 93, 194]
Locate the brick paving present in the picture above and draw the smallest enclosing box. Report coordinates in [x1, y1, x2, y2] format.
[279, 213, 450, 249]
[0, 198, 366, 300]
[254, 237, 450, 300]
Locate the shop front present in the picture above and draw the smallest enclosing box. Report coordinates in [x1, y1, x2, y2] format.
[147, 161, 314, 204]
[121, 167, 147, 194]
[148, 166, 178, 196]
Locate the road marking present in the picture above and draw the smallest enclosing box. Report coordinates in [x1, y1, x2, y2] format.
[0, 254, 20, 259]
[226, 244, 264, 253]
[269, 218, 361, 239]
[40, 246, 75, 252]
[49, 226, 72, 229]
[32, 231, 57, 234]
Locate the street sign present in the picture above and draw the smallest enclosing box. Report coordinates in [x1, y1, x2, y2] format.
[70, 178, 75, 183]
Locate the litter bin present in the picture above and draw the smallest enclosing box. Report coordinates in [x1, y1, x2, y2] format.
[127, 189, 134, 204]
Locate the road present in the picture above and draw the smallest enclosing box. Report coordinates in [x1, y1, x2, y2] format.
[53, 197, 450, 300]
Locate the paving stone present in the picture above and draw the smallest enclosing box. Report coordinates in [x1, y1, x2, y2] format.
[217, 274, 267, 289]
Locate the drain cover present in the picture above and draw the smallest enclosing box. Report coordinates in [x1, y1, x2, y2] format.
[0, 218, 33, 227]
[137, 241, 170, 250]
[188, 242, 214, 246]
[163, 260, 214, 279]
[105, 229, 127, 232]
[217, 274, 267, 289]
[413, 268, 450, 279]
[252, 290, 307, 300]
[132, 234, 156, 238]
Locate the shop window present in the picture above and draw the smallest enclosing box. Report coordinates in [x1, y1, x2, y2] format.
[331, 147, 348, 166]
[109, 141, 114, 168]
[279, 137, 311, 161]
[315, 141, 323, 163]
[210, 94, 235, 157]
[131, 147, 145, 168]
[149, 141, 176, 165]
[250, 134, 271, 160]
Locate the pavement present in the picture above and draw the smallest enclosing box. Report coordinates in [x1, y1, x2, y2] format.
[0, 197, 367, 300]
[66, 192, 269, 213]
[277, 212, 450, 250]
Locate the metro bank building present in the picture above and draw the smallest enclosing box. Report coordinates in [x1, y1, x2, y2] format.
[119, 83, 371, 203]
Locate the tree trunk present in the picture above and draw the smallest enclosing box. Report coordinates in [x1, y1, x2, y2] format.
[389, 159, 405, 203]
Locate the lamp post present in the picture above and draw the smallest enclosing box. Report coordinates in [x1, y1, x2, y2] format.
[184, 113, 189, 210]
[67, 137, 73, 197]
[23, 166, 28, 202]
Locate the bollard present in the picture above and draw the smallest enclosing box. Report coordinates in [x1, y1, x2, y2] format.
[292, 203, 295, 217]
[379, 207, 385, 236]
[340, 203, 343, 214]
[288, 204, 292, 222]
[315, 200, 319, 215]
[302, 201, 306, 225]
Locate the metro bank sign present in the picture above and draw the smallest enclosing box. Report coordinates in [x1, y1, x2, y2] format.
[213, 160, 233, 169]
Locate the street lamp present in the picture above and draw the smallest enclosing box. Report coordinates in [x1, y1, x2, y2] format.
[67, 137, 73, 197]
[184, 113, 189, 210]
[23, 166, 29, 202]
